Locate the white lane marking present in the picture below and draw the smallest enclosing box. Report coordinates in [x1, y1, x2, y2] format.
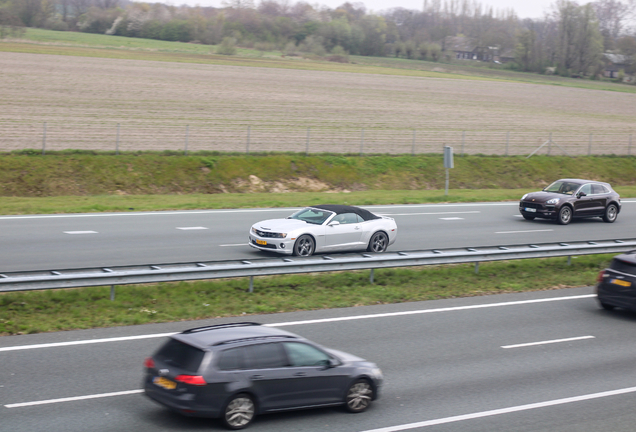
[381, 211, 480, 216]
[501, 335, 595, 349]
[5, 390, 143, 408]
[219, 243, 248, 247]
[176, 227, 208, 230]
[440, 217, 464, 220]
[360, 386, 636, 432]
[63, 231, 98, 235]
[496, 229, 554, 234]
[0, 295, 595, 353]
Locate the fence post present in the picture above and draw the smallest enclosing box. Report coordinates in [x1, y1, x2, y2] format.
[184, 125, 189, 155]
[461, 130, 465, 156]
[246, 125, 251, 154]
[359, 128, 364, 156]
[412, 129, 416, 156]
[548, 132, 552, 155]
[305, 127, 310, 156]
[629, 134, 632, 156]
[505, 131, 510, 156]
[42, 122, 46, 155]
[115, 123, 120, 155]
[588, 133, 592, 156]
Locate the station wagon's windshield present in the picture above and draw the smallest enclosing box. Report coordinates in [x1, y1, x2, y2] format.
[543, 181, 580, 195]
[289, 207, 334, 225]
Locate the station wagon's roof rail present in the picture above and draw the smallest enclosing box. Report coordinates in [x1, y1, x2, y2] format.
[213, 335, 298, 346]
[181, 322, 261, 334]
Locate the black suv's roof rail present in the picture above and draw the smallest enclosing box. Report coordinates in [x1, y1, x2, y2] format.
[213, 335, 298, 346]
[181, 322, 261, 334]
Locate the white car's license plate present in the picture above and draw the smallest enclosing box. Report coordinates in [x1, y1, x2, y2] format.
[525, 207, 537, 213]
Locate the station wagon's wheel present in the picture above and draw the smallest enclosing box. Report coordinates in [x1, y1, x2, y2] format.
[603, 203, 618, 223]
[557, 206, 572, 225]
[345, 379, 373, 413]
[222, 394, 255, 430]
[522, 215, 535, 221]
[293, 235, 315, 257]
[367, 232, 388, 253]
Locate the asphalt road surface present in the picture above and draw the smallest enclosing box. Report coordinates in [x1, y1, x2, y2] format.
[3, 288, 636, 432]
[1, 201, 635, 272]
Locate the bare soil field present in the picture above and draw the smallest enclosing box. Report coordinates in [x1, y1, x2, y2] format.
[1, 51, 635, 155]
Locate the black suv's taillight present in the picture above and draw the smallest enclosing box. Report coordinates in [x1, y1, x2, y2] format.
[597, 270, 605, 283]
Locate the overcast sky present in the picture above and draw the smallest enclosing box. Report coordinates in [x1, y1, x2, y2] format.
[165, 0, 556, 20]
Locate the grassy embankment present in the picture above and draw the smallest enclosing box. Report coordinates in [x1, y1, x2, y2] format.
[0, 153, 634, 336]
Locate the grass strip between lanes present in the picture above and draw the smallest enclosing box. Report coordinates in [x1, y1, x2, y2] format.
[0, 254, 612, 336]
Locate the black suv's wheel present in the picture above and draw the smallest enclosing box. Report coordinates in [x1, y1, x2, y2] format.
[222, 394, 255, 430]
[367, 232, 388, 253]
[293, 235, 315, 256]
[603, 203, 618, 223]
[557, 206, 572, 225]
[344, 379, 373, 413]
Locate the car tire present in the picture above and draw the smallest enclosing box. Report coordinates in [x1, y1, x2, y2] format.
[599, 301, 615, 311]
[557, 206, 572, 225]
[367, 232, 389, 253]
[344, 379, 374, 413]
[221, 394, 256, 430]
[603, 204, 618, 223]
[293, 235, 315, 257]
[522, 214, 535, 221]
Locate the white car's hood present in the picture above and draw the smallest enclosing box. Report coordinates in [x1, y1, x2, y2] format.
[252, 218, 312, 232]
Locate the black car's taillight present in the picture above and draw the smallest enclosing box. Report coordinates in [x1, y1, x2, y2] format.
[144, 357, 156, 369]
[175, 375, 207, 386]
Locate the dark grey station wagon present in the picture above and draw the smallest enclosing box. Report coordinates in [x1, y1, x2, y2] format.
[143, 322, 382, 430]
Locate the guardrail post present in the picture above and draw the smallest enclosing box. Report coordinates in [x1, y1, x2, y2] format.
[116, 123, 120, 155]
[359, 128, 364, 156]
[474, 262, 479, 274]
[246, 126, 251, 154]
[305, 127, 310, 156]
[249, 276, 254, 293]
[567, 256, 571, 266]
[110, 285, 115, 301]
[42, 122, 47, 155]
[370, 269, 374, 284]
[184, 125, 189, 155]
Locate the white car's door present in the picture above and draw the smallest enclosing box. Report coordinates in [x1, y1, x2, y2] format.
[324, 213, 365, 250]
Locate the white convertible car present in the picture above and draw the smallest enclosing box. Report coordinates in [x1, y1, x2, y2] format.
[249, 204, 398, 256]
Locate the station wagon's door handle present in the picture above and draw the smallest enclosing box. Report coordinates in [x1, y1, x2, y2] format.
[250, 375, 264, 380]
[293, 372, 307, 377]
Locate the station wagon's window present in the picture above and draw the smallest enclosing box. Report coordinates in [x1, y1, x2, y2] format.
[283, 342, 331, 367]
[155, 339, 205, 373]
[217, 347, 247, 371]
[246, 343, 288, 369]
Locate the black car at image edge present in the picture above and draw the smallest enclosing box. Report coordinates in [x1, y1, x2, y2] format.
[143, 322, 383, 430]
[597, 250, 636, 312]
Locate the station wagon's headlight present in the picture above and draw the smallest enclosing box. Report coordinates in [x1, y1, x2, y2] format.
[546, 198, 559, 205]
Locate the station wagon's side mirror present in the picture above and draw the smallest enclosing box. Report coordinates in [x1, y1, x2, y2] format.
[328, 221, 340, 226]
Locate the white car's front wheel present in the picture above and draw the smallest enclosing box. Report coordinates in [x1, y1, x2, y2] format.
[293, 235, 315, 256]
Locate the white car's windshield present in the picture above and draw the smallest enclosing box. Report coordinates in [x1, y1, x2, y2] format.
[289, 208, 334, 225]
[543, 181, 580, 195]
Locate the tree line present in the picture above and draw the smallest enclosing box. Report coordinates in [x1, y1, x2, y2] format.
[1, 0, 635, 77]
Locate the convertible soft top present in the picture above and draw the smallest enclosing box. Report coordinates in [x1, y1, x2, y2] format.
[311, 204, 381, 221]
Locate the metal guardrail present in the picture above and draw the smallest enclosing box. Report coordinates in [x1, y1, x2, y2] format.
[1, 239, 635, 295]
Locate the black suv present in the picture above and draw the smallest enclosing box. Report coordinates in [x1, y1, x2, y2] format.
[597, 251, 636, 311]
[143, 322, 383, 430]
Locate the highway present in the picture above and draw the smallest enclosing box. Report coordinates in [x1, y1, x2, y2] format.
[1, 200, 635, 272]
[3, 288, 636, 431]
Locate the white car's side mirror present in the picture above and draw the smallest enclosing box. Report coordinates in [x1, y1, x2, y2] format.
[328, 221, 340, 226]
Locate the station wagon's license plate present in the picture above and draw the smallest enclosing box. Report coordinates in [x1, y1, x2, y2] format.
[611, 279, 632, 287]
[256, 239, 267, 245]
[525, 207, 537, 213]
[153, 376, 177, 390]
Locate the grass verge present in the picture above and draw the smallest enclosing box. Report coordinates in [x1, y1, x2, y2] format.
[0, 255, 611, 336]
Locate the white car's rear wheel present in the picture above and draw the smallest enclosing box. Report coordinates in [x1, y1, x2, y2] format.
[367, 232, 388, 253]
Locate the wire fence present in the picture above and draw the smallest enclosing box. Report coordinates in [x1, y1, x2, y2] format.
[2, 122, 634, 156]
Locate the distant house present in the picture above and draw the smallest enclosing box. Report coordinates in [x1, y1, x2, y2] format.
[443, 36, 513, 63]
[602, 53, 632, 78]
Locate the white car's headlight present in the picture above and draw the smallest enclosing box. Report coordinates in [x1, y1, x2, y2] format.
[272, 233, 287, 238]
[546, 198, 559, 205]
[521, 194, 528, 200]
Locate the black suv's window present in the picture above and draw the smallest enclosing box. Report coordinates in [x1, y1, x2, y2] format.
[245, 343, 288, 369]
[155, 339, 205, 373]
[283, 342, 331, 367]
[610, 258, 636, 275]
[592, 184, 607, 195]
[217, 347, 247, 371]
